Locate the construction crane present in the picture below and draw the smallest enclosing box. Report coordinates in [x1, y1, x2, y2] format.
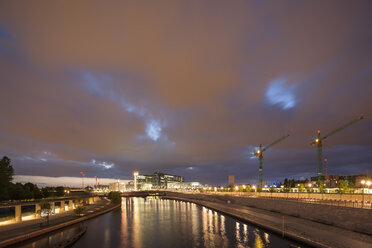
[94, 176, 98, 188]
[310, 115, 364, 186]
[254, 134, 290, 188]
[80, 171, 85, 189]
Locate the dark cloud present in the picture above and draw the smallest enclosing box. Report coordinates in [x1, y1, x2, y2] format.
[1, 1, 372, 185]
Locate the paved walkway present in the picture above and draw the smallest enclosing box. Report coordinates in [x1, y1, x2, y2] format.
[0, 198, 110, 243]
[165, 196, 372, 248]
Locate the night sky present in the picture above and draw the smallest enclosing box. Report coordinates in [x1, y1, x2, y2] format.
[1, 1, 372, 186]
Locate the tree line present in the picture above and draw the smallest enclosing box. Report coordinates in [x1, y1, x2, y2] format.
[0, 156, 65, 201]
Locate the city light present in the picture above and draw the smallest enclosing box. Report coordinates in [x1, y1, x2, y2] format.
[308, 183, 312, 187]
[235, 186, 239, 191]
[367, 181, 371, 186]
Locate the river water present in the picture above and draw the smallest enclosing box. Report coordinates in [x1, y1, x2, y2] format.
[16, 197, 305, 248]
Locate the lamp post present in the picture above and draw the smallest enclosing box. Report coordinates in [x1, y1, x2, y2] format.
[361, 180, 365, 208]
[367, 181, 371, 202]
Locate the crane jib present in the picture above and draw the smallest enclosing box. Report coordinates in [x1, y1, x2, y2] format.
[322, 115, 364, 140]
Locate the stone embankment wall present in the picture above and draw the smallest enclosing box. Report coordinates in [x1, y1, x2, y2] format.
[221, 192, 372, 202]
[165, 191, 372, 235]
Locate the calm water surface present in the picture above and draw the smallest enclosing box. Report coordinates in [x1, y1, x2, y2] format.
[72, 197, 303, 248]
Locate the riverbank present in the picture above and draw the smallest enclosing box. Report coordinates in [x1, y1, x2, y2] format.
[0, 199, 121, 248]
[162, 195, 372, 248]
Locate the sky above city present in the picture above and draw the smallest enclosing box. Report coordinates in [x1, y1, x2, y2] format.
[1, 1, 372, 186]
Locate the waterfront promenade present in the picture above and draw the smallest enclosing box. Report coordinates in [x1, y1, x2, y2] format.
[0, 198, 114, 247]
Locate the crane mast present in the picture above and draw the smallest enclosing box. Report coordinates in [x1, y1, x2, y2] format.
[311, 115, 364, 187]
[254, 134, 290, 188]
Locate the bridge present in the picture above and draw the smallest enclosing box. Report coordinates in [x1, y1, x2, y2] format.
[0, 196, 100, 224]
[121, 191, 166, 197]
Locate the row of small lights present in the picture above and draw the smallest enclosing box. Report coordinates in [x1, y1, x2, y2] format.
[361, 180, 371, 187]
[203, 180, 371, 192]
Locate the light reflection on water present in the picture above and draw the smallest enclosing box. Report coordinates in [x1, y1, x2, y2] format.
[13, 197, 303, 248]
[78, 197, 299, 248]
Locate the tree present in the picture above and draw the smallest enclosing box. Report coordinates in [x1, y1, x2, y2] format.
[55, 186, 65, 197]
[9, 183, 25, 200]
[0, 156, 14, 201]
[33, 187, 43, 199]
[283, 178, 289, 188]
[318, 184, 325, 193]
[0, 156, 14, 184]
[74, 205, 85, 216]
[338, 180, 352, 194]
[42, 188, 50, 198]
[40, 200, 52, 225]
[298, 184, 305, 193]
[73, 198, 86, 216]
[108, 191, 122, 205]
[257, 185, 263, 192]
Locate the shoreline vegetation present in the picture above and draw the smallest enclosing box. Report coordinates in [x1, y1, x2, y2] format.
[1, 156, 86, 203]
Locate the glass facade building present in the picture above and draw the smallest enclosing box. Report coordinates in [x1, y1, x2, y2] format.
[134, 172, 184, 190]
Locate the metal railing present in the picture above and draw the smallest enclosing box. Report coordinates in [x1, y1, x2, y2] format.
[200, 191, 372, 209]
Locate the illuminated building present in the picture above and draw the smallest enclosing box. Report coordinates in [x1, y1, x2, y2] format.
[134, 171, 184, 190]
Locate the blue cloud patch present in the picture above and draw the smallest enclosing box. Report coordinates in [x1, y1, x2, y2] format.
[0, 27, 15, 42]
[265, 77, 297, 110]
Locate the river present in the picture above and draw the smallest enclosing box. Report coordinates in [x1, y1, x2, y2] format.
[16, 197, 305, 248]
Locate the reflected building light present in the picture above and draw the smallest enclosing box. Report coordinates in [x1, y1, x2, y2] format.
[254, 231, 265, 248]
[264, 233, 270, 244]
[202, 204, 210, 247]
[243, 224, 248, 243]
[236, 222, 241, 244]
[104, 228, 110, 246]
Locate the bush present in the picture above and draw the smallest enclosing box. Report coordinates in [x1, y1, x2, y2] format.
[74, 205, 85, 216]
[108, 191, 121, 205]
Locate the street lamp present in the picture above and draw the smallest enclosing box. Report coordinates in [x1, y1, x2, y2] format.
[367, 181, 371, 194]
[361, 180, 366, 207]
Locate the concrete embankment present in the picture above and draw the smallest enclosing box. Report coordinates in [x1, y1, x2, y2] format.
[166, 191, 372, 235]
[163, 192, 372, 248]
[0, 203, 121, 248]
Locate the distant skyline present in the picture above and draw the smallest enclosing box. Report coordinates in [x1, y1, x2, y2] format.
[1, 1, 372, 185]
[13, 175, 130, 188]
